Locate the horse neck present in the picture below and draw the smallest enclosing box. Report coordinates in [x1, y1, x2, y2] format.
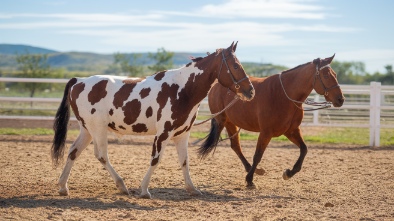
[173, 55, 220, 105]
[185, 54, 222, 101]
[280, 63, 316, 102]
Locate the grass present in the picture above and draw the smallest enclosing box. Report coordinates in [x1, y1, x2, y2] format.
[0, 128, 78, 136]
[0, 127, 393, 146]
[191, 127, 394, 146]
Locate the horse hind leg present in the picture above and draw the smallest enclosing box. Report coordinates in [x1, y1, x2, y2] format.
[58, 128, 92, 196]
[173, 132, 201, 196]
[283, 128, 308, 180]
[92, 129, 129, 195]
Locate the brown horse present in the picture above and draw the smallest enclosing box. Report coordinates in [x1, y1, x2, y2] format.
[198, 54, 345, 187]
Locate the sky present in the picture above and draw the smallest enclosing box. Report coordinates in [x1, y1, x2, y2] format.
[1, 0, 393, 73]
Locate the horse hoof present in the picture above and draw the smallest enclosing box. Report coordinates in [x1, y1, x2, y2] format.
[282, 169, 291, 180]
[139, 193, 152, 199]
[116, 180, 129, 195]
[255, 168, 266, 176]
[187, 188, 202, 196]
[246, 183, 256, 189]
[58, 188, 69, 196]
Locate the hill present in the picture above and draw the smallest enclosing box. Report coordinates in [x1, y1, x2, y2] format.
[0, 44, 285, 76]
[0, 44, 58, 55]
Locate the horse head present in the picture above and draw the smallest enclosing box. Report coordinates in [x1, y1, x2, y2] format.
[215, 42, 255, 101]
[312, 54, 345, 107]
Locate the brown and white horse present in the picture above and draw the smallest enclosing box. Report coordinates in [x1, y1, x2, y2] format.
[51, 42, 255, 198]
[199, 55, 344, 188]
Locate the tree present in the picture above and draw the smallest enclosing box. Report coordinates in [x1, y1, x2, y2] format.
[15, 53, 51, 97]
[331, 61, 366, 84]
[148, 47, 174, 73]
[107, 52, 144, 77]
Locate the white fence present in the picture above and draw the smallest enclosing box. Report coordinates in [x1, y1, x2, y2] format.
[1, 77, 393, 147]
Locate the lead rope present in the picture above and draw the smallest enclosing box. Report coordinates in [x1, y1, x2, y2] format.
[193, 95, 240, 126]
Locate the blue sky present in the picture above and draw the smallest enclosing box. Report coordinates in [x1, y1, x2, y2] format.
[1, 0, 393, 73]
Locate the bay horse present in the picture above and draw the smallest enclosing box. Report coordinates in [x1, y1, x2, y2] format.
[51, 42, 255, 198]
[198, 54, 344, 188]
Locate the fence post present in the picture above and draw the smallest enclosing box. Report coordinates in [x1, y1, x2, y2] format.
[313, 94, 319, 125]
[369, 82, 381, 147]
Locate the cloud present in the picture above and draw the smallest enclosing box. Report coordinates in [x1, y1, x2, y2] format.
[198, 0, 326, 19]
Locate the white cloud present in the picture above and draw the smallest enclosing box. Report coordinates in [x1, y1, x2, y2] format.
[198, 0, 326, 19]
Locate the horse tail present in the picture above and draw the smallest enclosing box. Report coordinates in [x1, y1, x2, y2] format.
[51, 78, 77, 167]
[198, 118, 222, 159]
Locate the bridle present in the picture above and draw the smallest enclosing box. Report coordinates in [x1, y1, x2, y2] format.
[279, 63, 340, 111]
[194, 50, 249, 127]
[217, 50, 249, 91]
[313, 64, 340, 96]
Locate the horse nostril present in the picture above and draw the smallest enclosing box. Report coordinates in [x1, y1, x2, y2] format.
[338, 97, 344, 105]
[250, 88, 255, 98]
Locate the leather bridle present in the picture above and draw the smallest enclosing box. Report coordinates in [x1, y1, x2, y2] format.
[217, 50, 249, 91]
[313, 64, 340, 96]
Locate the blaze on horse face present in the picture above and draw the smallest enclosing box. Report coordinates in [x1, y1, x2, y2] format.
[313, 54, 345, 107]
[216, 42, 255, 101]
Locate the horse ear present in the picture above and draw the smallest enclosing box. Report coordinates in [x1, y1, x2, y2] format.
[233, 41, 238, 52]
[228, 41, 235, 51]
[313, 58, 321, 66]
[327, 53, 335, 63]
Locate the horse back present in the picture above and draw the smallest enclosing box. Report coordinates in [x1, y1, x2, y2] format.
[69, 75, 161, 135]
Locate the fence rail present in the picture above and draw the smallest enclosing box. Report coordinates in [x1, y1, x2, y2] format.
[1, 77, 393, 147]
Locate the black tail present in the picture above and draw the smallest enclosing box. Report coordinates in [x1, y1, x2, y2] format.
[198, 118, 222, 159]
[51, 78, 77, 167]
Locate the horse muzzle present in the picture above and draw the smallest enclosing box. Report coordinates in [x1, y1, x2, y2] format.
[238, 86, 255, 101]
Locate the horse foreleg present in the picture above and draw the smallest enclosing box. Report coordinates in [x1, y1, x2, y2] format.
[173, 132, 201, 196]
[58, 129, 92, 196]
[225, 123, 265, 176]
[245, 134, 271, 188]
[92, 131, 129, 195]
[283, 128, 308, 180]
[140, 133, 170, 199]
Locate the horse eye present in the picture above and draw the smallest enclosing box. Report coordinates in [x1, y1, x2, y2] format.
[234, 64, 238, 69]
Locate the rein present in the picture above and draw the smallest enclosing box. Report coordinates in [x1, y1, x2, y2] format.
[193, 95, 240, 126]
[279, 64, 337, 111]
[194, 50, 248, 126]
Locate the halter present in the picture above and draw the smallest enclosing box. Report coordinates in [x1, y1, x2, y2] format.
[217, 50, 249, 91]
[313, 64, 340, 96]
[278, 63, 339, 111]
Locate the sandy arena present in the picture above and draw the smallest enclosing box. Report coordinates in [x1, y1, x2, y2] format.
[0, 126, 393, 220]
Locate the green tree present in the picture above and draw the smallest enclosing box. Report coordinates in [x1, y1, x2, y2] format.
[15, 53, 51, 97]
[107, 52, 143, 77]
[331, 61, 366, 84]
[148, 47, 174, 73]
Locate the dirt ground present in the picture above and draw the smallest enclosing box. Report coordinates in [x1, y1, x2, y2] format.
[0, 126, 393, 220]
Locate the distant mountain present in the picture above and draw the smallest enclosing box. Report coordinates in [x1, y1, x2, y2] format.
[0, 44, 283, 76]
[0, 44, 58, 55]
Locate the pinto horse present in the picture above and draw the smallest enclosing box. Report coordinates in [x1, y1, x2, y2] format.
[198, 54, 344, 188]
[51, 42, 255, 198]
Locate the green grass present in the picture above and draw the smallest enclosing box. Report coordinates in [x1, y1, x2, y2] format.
[0, 128, 79, 136]
[191, 127, 394, 146]
[0, 127, 393, 146]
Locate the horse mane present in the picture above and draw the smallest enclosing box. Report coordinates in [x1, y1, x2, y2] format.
[282, 61, 310, 74]
[191, 57, 204, 62]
